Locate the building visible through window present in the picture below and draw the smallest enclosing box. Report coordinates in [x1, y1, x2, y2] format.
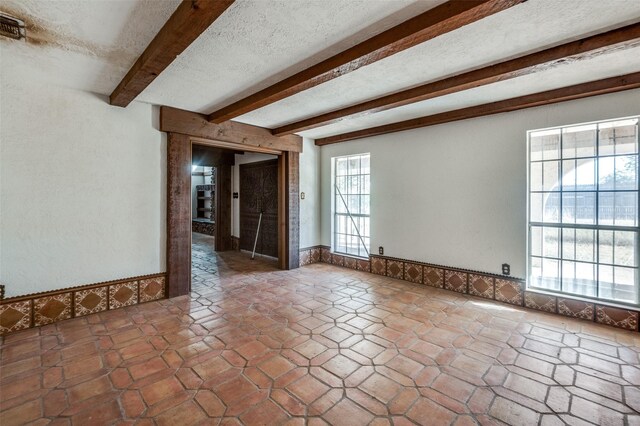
[528, 117, 639, 305]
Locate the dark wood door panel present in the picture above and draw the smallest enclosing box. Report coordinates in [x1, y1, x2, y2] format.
[240, 160, 278, 257]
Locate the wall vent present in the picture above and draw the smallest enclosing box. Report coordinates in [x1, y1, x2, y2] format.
[0, 13, 26, 40]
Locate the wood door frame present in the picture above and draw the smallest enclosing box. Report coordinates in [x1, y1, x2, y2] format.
[166, 133, 299, 297]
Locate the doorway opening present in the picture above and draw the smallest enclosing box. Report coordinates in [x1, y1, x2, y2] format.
[166, 128, 300, 298]
[190, 145, 280, 280]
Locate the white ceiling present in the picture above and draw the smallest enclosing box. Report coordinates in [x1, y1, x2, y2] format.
[1, 0, 640, 140]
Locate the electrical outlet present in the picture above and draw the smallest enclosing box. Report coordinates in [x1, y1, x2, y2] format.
[502, 263, 510, 275]
[379, 246, 384, 255]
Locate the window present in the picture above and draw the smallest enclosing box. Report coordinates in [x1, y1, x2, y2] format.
[333, 153, 370, 258]
[528, 117, 639, 305]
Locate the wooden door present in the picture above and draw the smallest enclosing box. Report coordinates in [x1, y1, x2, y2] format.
[240, 160, 278, 257]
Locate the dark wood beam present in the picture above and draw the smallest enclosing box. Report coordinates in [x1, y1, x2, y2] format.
[207, 0, 525, 123]
[315, 72, 640, 145]
[276, 22, 640, 135]
[160, 106, 302, 153]
[110, 0, 234, 107]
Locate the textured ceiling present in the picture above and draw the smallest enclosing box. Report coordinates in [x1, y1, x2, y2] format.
[1, 0, 639, 139]
[0, 0, 180, 94]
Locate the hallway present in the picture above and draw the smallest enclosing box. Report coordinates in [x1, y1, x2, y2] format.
[191, 232, 278, 284]
[1, 253, 640, 424]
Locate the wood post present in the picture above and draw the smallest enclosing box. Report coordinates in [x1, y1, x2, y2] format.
[215, 164, 233, 251]
[278, 151, 300, 269]
[166, 133, 192, 297]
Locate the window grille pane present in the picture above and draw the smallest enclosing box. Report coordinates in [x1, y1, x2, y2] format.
[562, 192, 596, 225]
[530, 193, 543, 222]
[598, 192, 638, 227]
[599, 119, 638, 156]
[541, 258, 561, 291]
[562, 260, 596, 297]
[562, 158, 596, 191]
[562, 124, 596, 159]
[543, 227, 560, 258]
[563, 228, 597, 263]
[530, 129, 560, 161]
[599, 155, 638, 191]
[337, 158, 348, 175]
[543, 193, 561, 223]
[531, 226, 542, 257]
[543, 161, 560, 191]
[528, 117, 639, 305]
[530, 257, 542, 286]
[531, 163, 543, 191]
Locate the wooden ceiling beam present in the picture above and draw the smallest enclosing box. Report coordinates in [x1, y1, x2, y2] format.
[315, 72, 640, 145]
[276, 22, 640, 136]
[160, 106, 302, 153]
[207, 0, 526, 123]
[110, 0, 235, 107]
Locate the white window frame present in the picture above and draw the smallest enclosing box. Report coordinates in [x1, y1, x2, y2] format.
[526, 116, 640, 306]
[331, 153, 370, 258]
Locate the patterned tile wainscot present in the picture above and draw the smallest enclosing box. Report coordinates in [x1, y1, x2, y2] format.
[302, 248, 639, 333]
[0, 273, 166, 335]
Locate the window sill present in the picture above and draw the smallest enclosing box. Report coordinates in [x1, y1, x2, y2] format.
[332, 251, 369, 261]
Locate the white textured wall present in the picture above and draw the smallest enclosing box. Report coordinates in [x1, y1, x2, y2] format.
[319, 89, 640, 278]
[300, 138, 321, 248]
[0, 78, 166, 297]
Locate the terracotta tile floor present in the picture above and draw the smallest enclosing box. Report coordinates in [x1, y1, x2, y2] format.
[2, 235, 640, 425]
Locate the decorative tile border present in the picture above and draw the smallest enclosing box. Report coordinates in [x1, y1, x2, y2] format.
[524, 292, 556, 313]
[34, 293, 72, 327]
[558, 298, 594, 320]
[595, 305, 638, 331]
[445, 270, 468, 294]
[300, 246, 639, 332]
[404, 262, 423, 284]
[495, 279, 523, 306]
[74, 287, 108, 317]
[386, 259, 404, 280]
[469, 274, 494, 299]
[0, 300, 31, 334]
[139, 276, 166, 303]
[424, 267, 444, 288]
[0, 272, 166, 335]
[371, 256, 386, 276]
[109, 281, 139, 309]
